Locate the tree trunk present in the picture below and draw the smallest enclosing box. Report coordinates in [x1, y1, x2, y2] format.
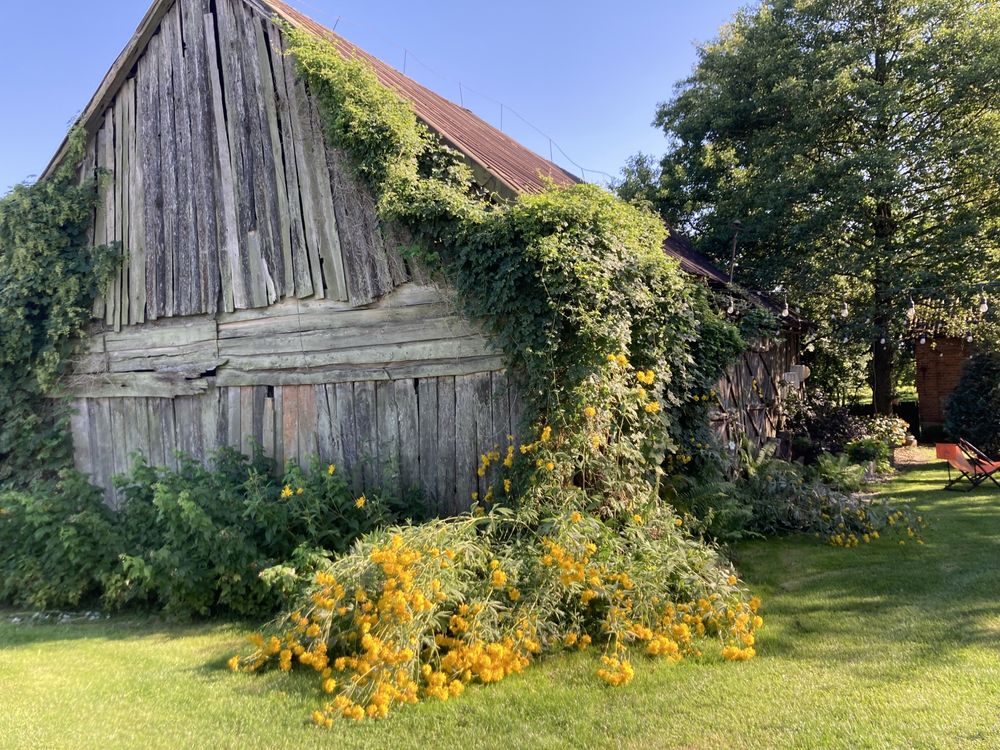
[871, 207, 895, 415]
[871, 327, 894, 415]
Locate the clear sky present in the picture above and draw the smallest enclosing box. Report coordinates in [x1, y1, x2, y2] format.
[0, 0, 747, 194]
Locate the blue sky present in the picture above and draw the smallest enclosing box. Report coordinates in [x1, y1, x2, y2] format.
[0, 0, 746, 193]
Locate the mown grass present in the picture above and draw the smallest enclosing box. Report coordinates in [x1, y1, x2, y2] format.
[2, 453, 999, 749]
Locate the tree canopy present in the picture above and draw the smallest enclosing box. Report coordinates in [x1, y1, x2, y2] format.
[622, 0, 1000, 411]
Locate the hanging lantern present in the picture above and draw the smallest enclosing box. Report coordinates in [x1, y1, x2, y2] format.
[726, 297, 735, 315]
[781, 299, 790, 318]
[981, 296, 989, 314]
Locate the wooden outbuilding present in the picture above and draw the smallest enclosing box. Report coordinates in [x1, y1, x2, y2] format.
[662, 233, 808, 451]
[50, 0, 577, 511]
[46, 0, 806, 509]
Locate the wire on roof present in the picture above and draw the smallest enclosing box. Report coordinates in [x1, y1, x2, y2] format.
[282, 0, 617, 185]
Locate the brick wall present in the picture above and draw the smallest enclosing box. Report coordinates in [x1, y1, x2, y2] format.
[915, 337, 975, 426]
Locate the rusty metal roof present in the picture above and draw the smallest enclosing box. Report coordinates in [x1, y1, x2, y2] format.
[663, 230, 809, 327]
[261, 0, 579, 197]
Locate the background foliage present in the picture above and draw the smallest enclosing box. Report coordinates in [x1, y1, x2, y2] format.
[944, 353, 1000, 457]
[620, 0, 1000, 412]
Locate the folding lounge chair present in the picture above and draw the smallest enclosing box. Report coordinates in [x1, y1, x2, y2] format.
[935, 443, 1000, 491]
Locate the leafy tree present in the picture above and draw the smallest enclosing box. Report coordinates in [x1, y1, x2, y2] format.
[624, 0, 1000, 412]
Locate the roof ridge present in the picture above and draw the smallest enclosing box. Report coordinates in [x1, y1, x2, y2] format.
[258, 0, 578, 196]
[43, 0, 579, 196]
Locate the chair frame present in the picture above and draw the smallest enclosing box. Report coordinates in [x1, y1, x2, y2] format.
[938, 441, 1000, 491]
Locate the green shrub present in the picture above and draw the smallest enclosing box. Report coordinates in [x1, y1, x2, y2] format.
[104, 450, 428, 618]
[0, 470, 121, 609]
[673, 445, 919, 546]
[861, 415, 910, 448]
[813, 452, 866, 493]
[944, 353, 1000, 458]
[0, 449, 428, 618]
[845, 438, 891, 474]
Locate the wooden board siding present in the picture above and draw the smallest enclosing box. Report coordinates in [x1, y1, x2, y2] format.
[67, 283, 521, 510]
[84, 0, 402, 322]
[710, 332, 801, 452]
[70, 374, 521, 512]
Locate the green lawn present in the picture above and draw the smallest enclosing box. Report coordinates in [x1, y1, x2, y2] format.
[2, 454, 999, 749]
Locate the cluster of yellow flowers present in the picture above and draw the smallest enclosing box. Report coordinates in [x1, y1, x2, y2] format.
[597, 655, 635, 686]
[228, 356, 766, 727]
[826, 509, 924, 548]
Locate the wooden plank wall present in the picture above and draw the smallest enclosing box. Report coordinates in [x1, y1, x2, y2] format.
[82, 0, 408, 330]
[70, 371, 520, 514]
[710, 331, 801, 451]
[67, 284, 505, 391]
[68, 283, 519, 512]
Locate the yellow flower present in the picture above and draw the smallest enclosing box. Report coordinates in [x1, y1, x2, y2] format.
[296, 487, 304, 495]
[727, 575, 738, 585]
[545, 461, 555, 472]
[227, 655, 240, 672]
[504, 479, 512, 494]
[355, 495, 367, 509]
[644, 401, 661, 414]
[674, 518, 683, 527]
[583, 406, 597, 419]
[491, 569, 508, 588]
[327, 464, 336, 475]
[570, 511, 582, 523]
[632, 514, 643, 524]
[616, 354, 629, 366]
[507, 587, 521, 601]
[280, 485, 293, 499]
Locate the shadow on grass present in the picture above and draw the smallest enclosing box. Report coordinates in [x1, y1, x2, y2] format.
[738, 461, 1000, 668]
[0, 612, 260, 652]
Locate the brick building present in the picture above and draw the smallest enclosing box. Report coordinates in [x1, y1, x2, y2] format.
[914, 337, 974, 431]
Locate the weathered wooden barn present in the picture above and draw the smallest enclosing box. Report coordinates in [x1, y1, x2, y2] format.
[46, 0, 805, 509]
[49, 0, 578, 511]
[662, 233, 808, 451]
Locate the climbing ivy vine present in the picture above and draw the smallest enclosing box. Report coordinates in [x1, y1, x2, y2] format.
[0, 130, 117, 486]
[284, 26, 744, 455]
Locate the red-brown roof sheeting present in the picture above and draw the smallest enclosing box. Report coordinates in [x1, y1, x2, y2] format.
[261, 0, 579, 196]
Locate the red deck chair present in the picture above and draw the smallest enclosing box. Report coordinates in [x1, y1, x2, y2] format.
[936, 443, 1000, 491]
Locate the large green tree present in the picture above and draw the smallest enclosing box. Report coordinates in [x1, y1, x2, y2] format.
[624, 0, 1000, 412]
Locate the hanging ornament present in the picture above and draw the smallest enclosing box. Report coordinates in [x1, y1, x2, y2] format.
[781, 298, 790, 318]
[906, 298, 916, 320]
[879, 336, 886, 345]
[919, 335, 927, 345]
[966, 331, 974, 343]
[727, 297, 735, 315]
[980, 296, 989, 314]
[840, 300, 849, 318]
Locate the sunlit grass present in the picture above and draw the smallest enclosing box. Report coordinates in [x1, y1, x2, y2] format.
[2, 458, 999, 749]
